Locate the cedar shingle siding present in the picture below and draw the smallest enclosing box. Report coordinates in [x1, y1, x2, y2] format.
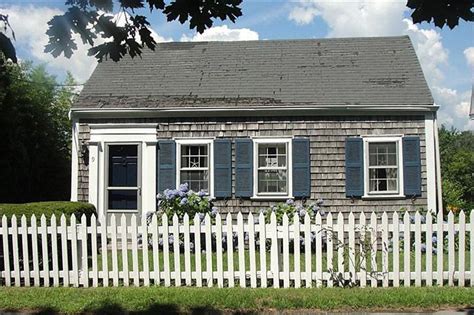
[76, 115, 427, 214]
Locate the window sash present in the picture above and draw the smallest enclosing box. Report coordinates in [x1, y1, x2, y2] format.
[178, 142, 210, 193]
[256, 143, 288, 194]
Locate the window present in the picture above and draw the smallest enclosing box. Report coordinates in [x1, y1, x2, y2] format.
[106, 144, 141, 211]
[254, 139, 292, 197]
[363, 137, 403, 197]
[177, 140, 213, 194]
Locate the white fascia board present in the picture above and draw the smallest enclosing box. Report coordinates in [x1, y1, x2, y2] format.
[71, 104, 439, 119]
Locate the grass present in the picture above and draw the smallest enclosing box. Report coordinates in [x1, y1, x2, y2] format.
[95, 249, 471, 274]
[0, 286, 473, 314]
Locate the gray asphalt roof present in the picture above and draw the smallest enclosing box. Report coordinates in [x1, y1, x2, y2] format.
[73, 35, 434, 109]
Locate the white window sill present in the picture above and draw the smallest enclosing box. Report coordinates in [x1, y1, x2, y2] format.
[362, 194, 405, 200]
[251, 195, 292, 201]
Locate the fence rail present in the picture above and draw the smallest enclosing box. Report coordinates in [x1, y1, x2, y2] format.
[1, 210, 473, 288]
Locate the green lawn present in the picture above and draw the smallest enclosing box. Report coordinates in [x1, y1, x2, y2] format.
[95, 249, 471, 274]
[0, 287, 473, 314]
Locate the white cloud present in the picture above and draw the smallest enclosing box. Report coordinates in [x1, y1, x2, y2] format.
[434, 87, 473, 130]
[288, 4, 320, 25]
[180, 25, 259, 42]
[464, 47, 474, 67]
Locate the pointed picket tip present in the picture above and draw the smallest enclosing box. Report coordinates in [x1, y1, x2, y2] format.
[248, 213, 254, 224]
[270, 211, 277, 223]
[91, 214, 97, 224]
[294, 211, 300, 222]
[60, 214, 67, 222]
[40, 214, 47, 222]
[1, 215, 7, 225]
[448, 211, 454, 219]
[21, 214, 27, 222]
[370, 211, 377, 219]
[282, 212, 289, 223]
[226, 212, 232, 221]
[110, 213, 116, 224]
[237, 212, 243, 220]
[70, 214, 77, 225]
[403, 211, 410, 219]
[81, 213, 87, 222]
[360, 211, 366, 220]
[459, 210, 465, 219]
[183, 213, 189, 221]
[11, 214, 17, 224]
[337, 212, 344, 220]
[215, 212, 221, 222]
[258, 212, 265, 220]
[193, 213, 201, 222]
[315, 211, 322, 222]
[162, 213, 168, 222]
[348, 211, 354, 220]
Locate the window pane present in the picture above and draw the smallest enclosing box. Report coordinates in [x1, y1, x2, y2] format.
[108, 145, 138, 187]
[258, 143, 287, 167]
[258, 170, 287, 193]
[108, 190, 138, 210]
[368, 142, 397, 167]
[369, 168, 398, 192]
[181, 170, 209, 192]
[181, 144, 208, 168]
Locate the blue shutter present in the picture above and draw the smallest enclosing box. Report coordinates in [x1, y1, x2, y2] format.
[345, 138, 364, 197]
[157, 140, 176, 194]
[403, 136, 421, 197]
[292, 138, 311, 198]
[214, 139, 232, 198]
[235, 138, 253, 198]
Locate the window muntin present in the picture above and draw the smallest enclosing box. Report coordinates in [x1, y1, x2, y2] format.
[367, 142, 399, 194]
[179, 144, 210, 192]
[257, 143, 288, 194]
[107, 144, 140, 211]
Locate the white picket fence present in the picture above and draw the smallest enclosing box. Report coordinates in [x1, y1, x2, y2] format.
[1, 210, 473, 288]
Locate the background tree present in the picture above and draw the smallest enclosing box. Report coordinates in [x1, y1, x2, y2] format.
[438, 126, 474, 211]
[0, 60, 76, 202]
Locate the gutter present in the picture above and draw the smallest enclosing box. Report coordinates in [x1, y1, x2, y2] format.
[70, 104, 439, 119]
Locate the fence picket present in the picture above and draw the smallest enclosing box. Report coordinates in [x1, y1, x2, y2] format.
[392, 212, 400, 287]
[205, 214, 213, 287]
[183, 213, 192, 286]
[226, 213, 234, 288]
[315, 213, 322, 288]
[80, 215, 88, 287]
[32, 215, 40, 286]
[248, 213, 257, 288]
[237, 212, 245, 288]
[40, 215, 50, 287]
[20, 215, 30, 286]
[151, 214, 160, 285]
[194, 214, 202, 287]
[437, 210, 444, 286]
[414, 212, 421, 287]
[359, 212, 366, 288]
[51, 215, 59, 287]
[259, 212, 267, 288]
[370, 212, 377, 288]
[100, 215, 108, 287]
[458, 211, 466, 287]
[270, 212, 279, 288]
[282, 213, 290, 288]
[172, 214, 181, 287]
[381, 212, 389, 288]
[348, 212, 356, 285]
[215, 213, 224, 288]
[403, 212, 410, 287]
[141, 215, 150, 287]
[11, 216, 20, 286]
[110, 215, 119, 286]
[471, 211, 474, 287]
[293, 212, 301, 288]
[2, 216, 11, 286]
[90, 215, 98, 287]
[303, 213, 311, 288]
[448, 211, 455, 286]
[426, 211, 433, 286]
[131, 215, 139, 286]
[337, 212, 344, 280]
[120, 214, 129, 287]
[162, 214, 170, 287]
[326, 212, 333, 288]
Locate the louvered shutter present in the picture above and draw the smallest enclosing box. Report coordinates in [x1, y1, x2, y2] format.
[157, 140, 176, 194]
[214, 139, 232, 198]
[292, 138, 311, 198]
[345, 138, 364, 197]
[403, 136, 421, 196]
[235, 138, 253, 198]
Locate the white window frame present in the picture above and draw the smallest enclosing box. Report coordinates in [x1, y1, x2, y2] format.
[363, 136, 404, 199]
[252, 138, 293, 199]
[175, 138, 214, 197]
[105, 142, 142, 213]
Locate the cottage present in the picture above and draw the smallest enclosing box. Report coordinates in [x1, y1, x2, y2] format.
[70, 36, 442, 223]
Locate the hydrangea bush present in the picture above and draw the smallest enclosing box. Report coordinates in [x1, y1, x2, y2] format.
[156, 183, 218, 223]
[260, 198, 326, 224]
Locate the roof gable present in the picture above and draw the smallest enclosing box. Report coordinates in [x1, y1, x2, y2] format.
[74, 36, 434, 110]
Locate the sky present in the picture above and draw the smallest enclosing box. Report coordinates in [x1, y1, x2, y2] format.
[1, 0, 473, 130]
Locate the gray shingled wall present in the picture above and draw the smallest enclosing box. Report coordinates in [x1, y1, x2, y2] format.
[77, 115, 427, 214]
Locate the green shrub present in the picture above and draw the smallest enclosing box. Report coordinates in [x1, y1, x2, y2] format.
[0, 201, 96, 221]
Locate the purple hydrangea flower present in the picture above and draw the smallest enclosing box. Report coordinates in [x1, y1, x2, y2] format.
[432, 236, 438, 243]
[211, 206, 218, 216]
[198, 190, 206, 197]
[420, 243, 427, 252]
[286, 199, 295, 205]
[316, 198, 324, 205]
[197, 212, 205, 222]
[179, 183, 189, 192]
[180, 197, 188, 205]
[299, 209, 307, 217]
